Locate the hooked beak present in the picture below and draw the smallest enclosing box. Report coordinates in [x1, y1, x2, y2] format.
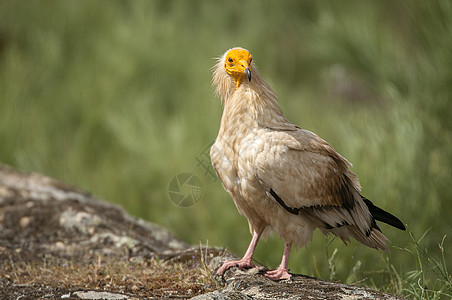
[244, 67, 251, 81]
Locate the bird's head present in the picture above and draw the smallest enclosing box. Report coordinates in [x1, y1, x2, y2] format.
[224, 48, 252, 89]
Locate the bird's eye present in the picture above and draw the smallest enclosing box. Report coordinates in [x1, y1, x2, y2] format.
[228, 57, 233, 63]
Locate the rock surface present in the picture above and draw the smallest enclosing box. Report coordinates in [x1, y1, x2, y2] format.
[0, 163, 188, 260]
[0, 164, 404, 299]
[199, 255, 403, 300]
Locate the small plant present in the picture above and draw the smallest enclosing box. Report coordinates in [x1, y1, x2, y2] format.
[327, 247, 338, 281]
[373, 231, 451, 299]
[198, 242, 223, 290]
[322, 231, 451, 299]
[401, 232, 451, 300]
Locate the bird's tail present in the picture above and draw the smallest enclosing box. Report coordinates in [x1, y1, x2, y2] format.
[361, 196, 406, 231]
[311, 196, 405, 252]
[332, 226, 391, 252]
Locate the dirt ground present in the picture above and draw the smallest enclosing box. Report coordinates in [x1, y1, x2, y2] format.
[0, 247, 222, 299]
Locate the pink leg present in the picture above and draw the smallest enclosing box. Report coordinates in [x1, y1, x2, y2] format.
[265, 241, 292, 281]
[216, 229, 263, 275]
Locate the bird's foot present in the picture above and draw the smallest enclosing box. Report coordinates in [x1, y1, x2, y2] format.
[264, 266, 292, 281]
[216, 258, 256, 275]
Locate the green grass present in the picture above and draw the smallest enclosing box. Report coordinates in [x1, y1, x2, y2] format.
[0, 1, 451, 298]
[401, 233, 451, 299]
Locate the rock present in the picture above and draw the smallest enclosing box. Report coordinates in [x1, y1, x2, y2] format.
[192, 251, 403, 300]
[74, 291, 128, 299]
[0, 163, 188, 260]
[0, 164, 404, 299]
[191, 290, 252, 300]
[205, 272, 401, 299]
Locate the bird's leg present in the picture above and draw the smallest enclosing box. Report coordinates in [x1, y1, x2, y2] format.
[216, 228, 263, 275]
[265, 241, 292, 281]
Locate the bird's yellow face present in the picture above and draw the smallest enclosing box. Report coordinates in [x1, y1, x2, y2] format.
[224, 48, 252, 89]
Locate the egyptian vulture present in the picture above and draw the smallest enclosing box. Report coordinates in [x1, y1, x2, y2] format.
[210, 47, 405, 280]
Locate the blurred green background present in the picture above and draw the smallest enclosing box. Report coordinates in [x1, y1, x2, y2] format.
[1, 0, 451, 296]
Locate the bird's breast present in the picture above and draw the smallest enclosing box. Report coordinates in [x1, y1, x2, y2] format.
[212, 127, 270, 191]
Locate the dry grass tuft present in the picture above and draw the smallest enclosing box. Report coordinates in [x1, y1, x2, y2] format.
[0, 247, 224, 298]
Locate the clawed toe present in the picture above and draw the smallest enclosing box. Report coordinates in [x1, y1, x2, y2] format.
[264, 267, 292, 281]
[216, 258, 255, 275]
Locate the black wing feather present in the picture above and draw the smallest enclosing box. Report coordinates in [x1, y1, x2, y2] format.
[362, 197, 406, 231]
